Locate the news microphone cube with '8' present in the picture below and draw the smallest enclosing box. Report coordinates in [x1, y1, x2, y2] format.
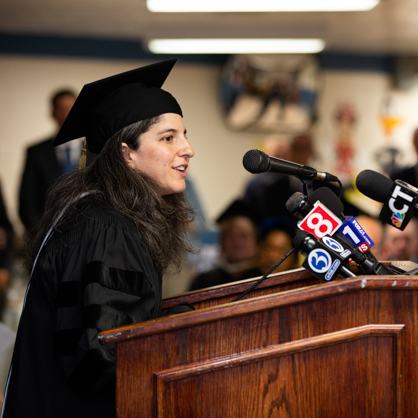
[298, 201, 342, 239]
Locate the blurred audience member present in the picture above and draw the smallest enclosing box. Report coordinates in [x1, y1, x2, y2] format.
[0, 181, 14, 320]
[189, 211, 299, 290]
[290, 133, 315, 167]
[257, 217, 299, 275]
[282, 132, 316, 194]
[189, 200, 259, 290]
[381, 218, 418, 262]
[355, 215, 385, 259]
[264, 135, 291, 161]
[18, 89, 83, 230]
[390, 127, 418, 186]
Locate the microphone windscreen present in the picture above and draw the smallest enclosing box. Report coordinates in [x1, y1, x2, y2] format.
[292, 230, 309, 250]
[356, 169, 393, 203]
[286, 192, 306, 214]
[286, 192, 314, 220]
[243, 149, 270, 174]
[309, 187, 345, 220]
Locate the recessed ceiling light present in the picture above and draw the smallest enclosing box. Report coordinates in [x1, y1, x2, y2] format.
[148, 39, 325, 54]
[147, 0, 380, 12]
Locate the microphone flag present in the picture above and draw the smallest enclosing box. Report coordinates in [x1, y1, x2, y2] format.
[379, 180, 418, 230]
[298, 201, 342, 239]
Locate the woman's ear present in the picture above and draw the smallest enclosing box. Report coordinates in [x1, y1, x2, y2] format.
[121, 142, 134, 166]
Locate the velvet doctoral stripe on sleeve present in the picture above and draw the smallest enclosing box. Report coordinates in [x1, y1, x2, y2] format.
[53, 251, 159, 397]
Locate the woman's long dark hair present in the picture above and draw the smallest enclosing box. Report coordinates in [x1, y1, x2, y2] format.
[25, 116, 195, 274]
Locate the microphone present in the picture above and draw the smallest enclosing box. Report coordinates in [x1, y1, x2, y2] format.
[355, 169, 393, 202]
[307, 187, 397, 275]
[286, 192, 312, 221]
[286, 189, 366, 265]
[286, 188, 345, 222]
[306, 188, 374, 253]
[292, 230, 356, 282]
[307, 187, 345, 221]
[243, 149, 339, 182]
[286, 187, 396, 276]
[287, 187, 344, 240]
[356, 169, 418, 231]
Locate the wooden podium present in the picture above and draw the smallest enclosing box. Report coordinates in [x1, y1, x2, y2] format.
[99, 267, 418, 417]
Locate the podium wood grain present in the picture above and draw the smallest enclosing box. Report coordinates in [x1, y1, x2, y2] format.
[100, 269, 416, 417]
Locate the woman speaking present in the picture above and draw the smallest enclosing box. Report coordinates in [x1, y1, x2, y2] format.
[2, 59, 196, 417]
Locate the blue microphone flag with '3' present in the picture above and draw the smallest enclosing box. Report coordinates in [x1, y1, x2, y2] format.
[293, 232, 355, 283]
[305, 236, 351, 282]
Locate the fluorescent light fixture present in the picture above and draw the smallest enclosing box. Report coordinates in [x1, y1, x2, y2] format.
[148, 39, 325, 54]
[147, 0, 380, 12]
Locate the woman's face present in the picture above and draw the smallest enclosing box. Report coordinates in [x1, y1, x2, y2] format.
[123, 113, 194, 196]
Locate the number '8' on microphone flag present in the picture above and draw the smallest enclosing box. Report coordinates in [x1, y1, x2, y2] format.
[298, 201, 343, 239]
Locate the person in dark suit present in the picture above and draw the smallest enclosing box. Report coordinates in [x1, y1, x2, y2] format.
[391, 127, 418, 186]
[19, 89, 80, 230]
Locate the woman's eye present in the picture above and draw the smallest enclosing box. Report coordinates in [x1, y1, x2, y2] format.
[163, 136, 173, 142]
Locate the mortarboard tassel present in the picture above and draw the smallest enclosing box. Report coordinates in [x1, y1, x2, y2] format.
[77, 139, 87, 170]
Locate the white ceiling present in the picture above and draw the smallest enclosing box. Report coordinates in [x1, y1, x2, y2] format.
[1, 0, 418, 55]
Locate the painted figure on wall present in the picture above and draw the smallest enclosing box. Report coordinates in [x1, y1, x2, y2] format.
[334, 102, 356, 184]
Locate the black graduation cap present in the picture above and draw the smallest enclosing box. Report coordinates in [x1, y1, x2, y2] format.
[53, 58, 182, 154]
[216, 199, 258, 224]
[258, 216, 297, 241]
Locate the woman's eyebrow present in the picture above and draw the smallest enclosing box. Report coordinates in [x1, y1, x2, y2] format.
[157, 128, 187, 135]
[157, 128, 177, 135]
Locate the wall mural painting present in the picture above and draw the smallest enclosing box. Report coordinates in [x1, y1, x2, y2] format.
[333, 102, 357, 184]
[221, 54, 320, 134]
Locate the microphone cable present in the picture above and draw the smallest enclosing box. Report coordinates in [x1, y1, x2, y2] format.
[231, 248, 295, 302]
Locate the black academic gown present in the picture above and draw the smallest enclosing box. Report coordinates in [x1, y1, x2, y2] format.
[2, 204, 191, 418]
